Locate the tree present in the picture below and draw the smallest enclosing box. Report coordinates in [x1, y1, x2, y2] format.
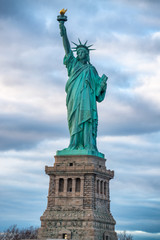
[118, 231, 133, 240]
[0, 225, 38, 240]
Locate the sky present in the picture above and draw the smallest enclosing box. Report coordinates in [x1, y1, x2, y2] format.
[0, 0, 160, 239]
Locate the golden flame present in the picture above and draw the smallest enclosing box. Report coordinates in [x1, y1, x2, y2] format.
[60, 8, 67, 15]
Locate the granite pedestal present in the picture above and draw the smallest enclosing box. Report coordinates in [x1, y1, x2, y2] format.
[38, 155, 117, 240]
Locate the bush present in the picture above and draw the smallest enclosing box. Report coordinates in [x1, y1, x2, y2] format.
[0, 225, 38, 240]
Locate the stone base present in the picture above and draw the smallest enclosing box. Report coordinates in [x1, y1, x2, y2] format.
[38, 155, 117, 240]
[39, 209, 117, 240]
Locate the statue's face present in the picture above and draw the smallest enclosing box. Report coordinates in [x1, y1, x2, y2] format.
[77, 48, 88, 61]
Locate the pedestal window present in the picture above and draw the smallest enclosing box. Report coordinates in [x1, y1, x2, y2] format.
[104, 181, 107, 195]
[100, 180, 103, 194]
[59, 178, 64, 192]
[97, 180, 99, 194]
[67, 178, 72, 192]
[75, 178, 81, 192]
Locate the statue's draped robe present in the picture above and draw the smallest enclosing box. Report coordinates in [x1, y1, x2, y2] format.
[64, 51, 106, 151]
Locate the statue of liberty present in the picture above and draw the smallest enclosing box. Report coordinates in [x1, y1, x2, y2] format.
[57, 9, 108, 158]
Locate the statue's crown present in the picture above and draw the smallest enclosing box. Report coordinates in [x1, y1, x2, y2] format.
[72, 39, 95, 52]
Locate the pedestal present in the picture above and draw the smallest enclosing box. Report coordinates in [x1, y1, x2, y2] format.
[38, 155, 117, 240]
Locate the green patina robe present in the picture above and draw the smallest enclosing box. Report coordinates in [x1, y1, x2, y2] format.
[64, 51, 107, 151]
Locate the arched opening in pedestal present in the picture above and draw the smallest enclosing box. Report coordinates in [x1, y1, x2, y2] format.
[63, 233, 68, 239]
[59, 178, 64, 192]
[75, 178, 81, 192]
[59, 228, 72, 240]
[67, 178, 72, 192]
[104, 232, 109, 240]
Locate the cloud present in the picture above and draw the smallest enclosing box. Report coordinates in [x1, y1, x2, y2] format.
[98, 94, 160, 136]
[0, 0, 160, 238]
[0, 113, 68, 150]
[98, 133, 160, 235]
[117, 230, 160, 240]
[1, 17, 160, 151]
[0, 138, 69, 230]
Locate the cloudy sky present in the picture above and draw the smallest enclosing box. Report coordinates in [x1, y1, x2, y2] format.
[0, 0, 160, 239]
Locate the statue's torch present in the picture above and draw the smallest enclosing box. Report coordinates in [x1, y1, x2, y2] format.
[57, 8, 67, 23]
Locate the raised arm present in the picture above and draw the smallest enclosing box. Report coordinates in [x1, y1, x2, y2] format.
[59, 22, 71, 55]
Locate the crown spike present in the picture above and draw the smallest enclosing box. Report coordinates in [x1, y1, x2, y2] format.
[78, 38, 82, 45]
[71, 41, 78, 46]
[84, 40, 88, 46]
[71, 39, 95, 52]
[87, 44, 93, 48]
